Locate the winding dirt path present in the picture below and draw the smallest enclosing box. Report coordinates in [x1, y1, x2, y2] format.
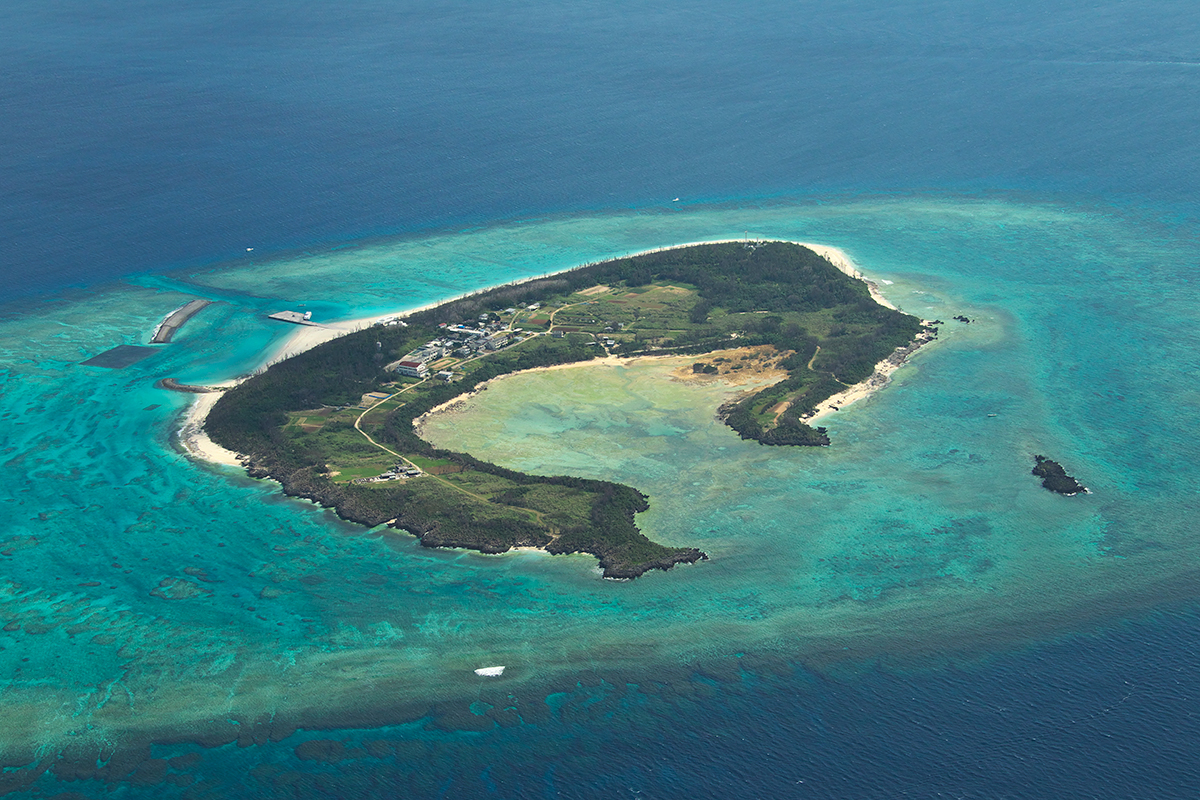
[353, 380, 553, 531]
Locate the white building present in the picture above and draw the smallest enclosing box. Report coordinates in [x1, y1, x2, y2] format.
[395, 360, 429, 378]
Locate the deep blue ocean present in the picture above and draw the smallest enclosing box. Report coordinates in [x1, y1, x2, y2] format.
[3, 1, 1200, 797]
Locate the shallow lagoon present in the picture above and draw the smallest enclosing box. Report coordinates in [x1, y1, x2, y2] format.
[2, 196, 1199, 792]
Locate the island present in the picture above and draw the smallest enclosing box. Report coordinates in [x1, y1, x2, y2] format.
[204, 241, 931, 578]
[1032, 455, 1088, 496]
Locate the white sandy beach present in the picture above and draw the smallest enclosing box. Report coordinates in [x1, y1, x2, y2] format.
[258, 239, 894, 373]
[797, 242, 900, 311]
[264, 311, 400, 366]
[177, 385, 243, 466]
[795, 243, 933, 422]
[177, 302, 439, 464]
[264, 320, 363, 365]
[616, 239, 896, 308]
[175, 321, 360, 467]
[805, 343, 924, 423]
[180, 239, 926, 465]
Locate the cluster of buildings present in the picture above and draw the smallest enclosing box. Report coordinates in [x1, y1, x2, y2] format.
[351, 464, 423, 484]
[393, 314, 521, 379]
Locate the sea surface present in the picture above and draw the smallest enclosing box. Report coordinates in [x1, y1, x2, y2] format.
[3, 1, 1200, 798]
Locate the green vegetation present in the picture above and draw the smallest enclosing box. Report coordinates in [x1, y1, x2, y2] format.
[206, 242, 929, 577]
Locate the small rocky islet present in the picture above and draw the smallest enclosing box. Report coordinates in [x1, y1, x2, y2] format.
[1032, 455, 1088, 496]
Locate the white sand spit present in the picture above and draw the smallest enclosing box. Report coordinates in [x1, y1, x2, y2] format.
[474, 666, 505, 677]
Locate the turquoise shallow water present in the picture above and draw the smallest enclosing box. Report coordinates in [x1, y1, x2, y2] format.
[2, 196, 1199, 768]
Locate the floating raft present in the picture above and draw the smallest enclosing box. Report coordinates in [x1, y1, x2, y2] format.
[151, 299, 212, 344]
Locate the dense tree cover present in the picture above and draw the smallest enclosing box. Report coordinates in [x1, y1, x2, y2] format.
[409, 241, 870, 326]
[575, 243, 921, 444]
[205, 242, 925, 577]
[207, 322, 431, 467]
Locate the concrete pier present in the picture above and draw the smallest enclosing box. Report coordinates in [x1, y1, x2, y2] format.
[268, 310, 324, 327]
[151, 299, 212, 343]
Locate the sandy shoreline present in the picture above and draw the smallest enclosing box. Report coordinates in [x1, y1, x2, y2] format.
[176, 383, 243, 466]
[177, 297, 473, 464]
[253, 239, 893, 373]
[261, 298, 450, 367]
[180, 239, 927, 465]
[805, 331, 934, 423]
